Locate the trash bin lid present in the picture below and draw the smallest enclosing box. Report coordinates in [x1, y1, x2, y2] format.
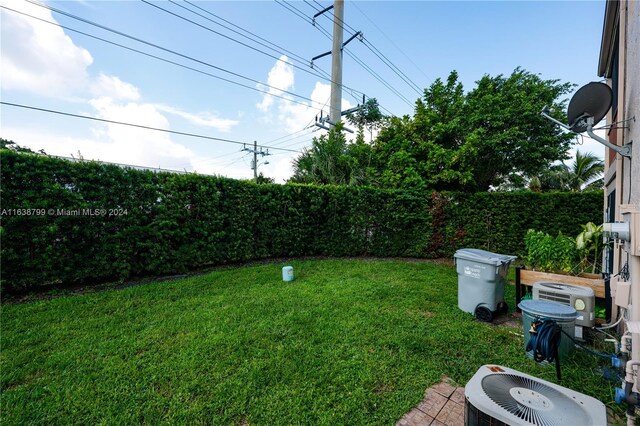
[517, 299, 577, 320]
[453, 248, 517, 266]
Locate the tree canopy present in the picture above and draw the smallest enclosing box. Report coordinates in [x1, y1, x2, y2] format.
[290, 68, 577, 192]
[372, 68, 576, 191]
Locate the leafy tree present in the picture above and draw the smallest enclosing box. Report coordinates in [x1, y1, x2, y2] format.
[372, 68, 575, 191]
[0, 138, 39, 154]
[255, 173, 275, 184]
[346, 98, 385, 142]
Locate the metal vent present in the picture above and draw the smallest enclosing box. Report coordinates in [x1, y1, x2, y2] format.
[480, 374, 591, 426]
[537, 290, 571, 305]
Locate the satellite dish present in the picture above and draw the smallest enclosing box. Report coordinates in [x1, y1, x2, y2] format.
[539, 81, 631, 158]
[567, 82, 612, 133]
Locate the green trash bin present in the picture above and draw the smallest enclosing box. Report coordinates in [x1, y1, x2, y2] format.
[518, 299, 577, 361]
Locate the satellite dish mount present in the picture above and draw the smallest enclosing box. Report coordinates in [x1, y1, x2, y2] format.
[541, 82, 631, 158]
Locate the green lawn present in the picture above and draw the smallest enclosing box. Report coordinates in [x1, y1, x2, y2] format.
[1, 260, 618, 425]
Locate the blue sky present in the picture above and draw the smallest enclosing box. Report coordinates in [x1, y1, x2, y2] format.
[1, 0, 607, 182]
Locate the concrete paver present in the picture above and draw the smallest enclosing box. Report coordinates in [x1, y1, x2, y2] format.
[395, 376, 464, 426]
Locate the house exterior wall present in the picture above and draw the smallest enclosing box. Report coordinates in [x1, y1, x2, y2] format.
[624, 0, 639, 204]
[599, 0, 639, 262]
[599, 0, 640, 367]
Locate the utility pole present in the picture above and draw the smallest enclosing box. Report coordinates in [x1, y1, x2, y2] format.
[329, 0, 344, 124]
[253, 140, 258, 182]
[311, 0, 362, 132]
[242, 141, 270, 183]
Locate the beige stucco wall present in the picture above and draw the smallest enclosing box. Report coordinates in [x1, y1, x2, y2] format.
[623, 0, 639, 205]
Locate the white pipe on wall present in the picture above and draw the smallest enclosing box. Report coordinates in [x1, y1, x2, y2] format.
[631, 254, 640, 364]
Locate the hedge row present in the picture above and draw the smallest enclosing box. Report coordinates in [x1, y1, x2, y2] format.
[0, 151, 603, 291]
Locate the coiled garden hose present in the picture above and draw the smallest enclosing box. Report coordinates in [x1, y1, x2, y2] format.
[527, 319, 616, 382]
[526, 319, 563, 381]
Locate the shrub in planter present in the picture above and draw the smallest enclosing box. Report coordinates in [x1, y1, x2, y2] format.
[523, 229, 578, 273]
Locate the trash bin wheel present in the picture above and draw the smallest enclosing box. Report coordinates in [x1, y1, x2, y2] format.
[497, 301, 508, 314]
[474, 305, 493, 322]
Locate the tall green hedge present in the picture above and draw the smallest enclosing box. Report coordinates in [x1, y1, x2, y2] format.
[0, 151, 603, 291]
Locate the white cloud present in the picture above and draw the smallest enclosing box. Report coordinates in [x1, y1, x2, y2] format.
[257, 58, 354, 139]
[1, 2, 244, 175]
[155, 104, 239, 132]
[269, 154, 297, 184]
[86, 97, 195, 169]
[257, 55, 295, 112]
[91, 73, 141, 101]
[0, 0, 93, 97]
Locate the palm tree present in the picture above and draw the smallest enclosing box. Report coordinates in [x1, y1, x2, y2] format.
[563, 150, 604, 191]
[529, 150, 604, 192]
[290, 124, 368, 186]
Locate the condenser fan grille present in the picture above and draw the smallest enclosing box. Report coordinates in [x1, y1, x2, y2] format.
[480, 374, 590, 426]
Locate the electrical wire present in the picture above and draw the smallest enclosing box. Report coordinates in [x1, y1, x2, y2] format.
[141, 0, 334, 84]
[48, 154, 207, 175]
[361, 38, 422, 95]
[312, 22, 410, 111]
[180, 0, 310, 66]
[144, 0, 367, 101]
[1, 101, 301, 153]
[266, 95, 331, 148]
[305, 0, 422, 97]
[302, 1, 415, 110]
[270, 130, 318, 149]
[275, 0, 313, 24]
[264, 126, 315, 145]
[272, 0, 367, 105]
[351, 1, 430, 81]
[9, 4, 323, 111]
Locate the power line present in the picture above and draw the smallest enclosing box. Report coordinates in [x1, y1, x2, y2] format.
[13, 0, 324, 109]
[141, 0, 367, 99]
[0, 6, 330, 111]
[307, 1, 422, 98]
[269, 129, 318, 148]
[265, 95, 331, 147]
[303, 0, 321, 12]
[312, 21, 412, 110]
[180, 0, 310, 65]
[142, 1, 316, 78]
[273, 0, 365, 100]
[1, 102, 301, 153]
[264, 126, 314, 145]
[8, 5, 336, 115]
[275, 0, 313, 24]
[351, 1, 430, 81]
[291, 1, 409, 111]
[48, 154, 208, 176]
[361, 38, 422, 95]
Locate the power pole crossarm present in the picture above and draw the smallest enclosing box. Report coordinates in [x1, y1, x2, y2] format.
[243, 141, 271, 182]
[342, 31, 362, 50]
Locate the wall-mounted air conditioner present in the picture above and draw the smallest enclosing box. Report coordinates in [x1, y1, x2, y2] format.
[532, 282, 595, 341]
[465, 365, 607, 426]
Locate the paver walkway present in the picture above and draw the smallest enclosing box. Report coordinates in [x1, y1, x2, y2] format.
[396, 376, 464, 426]
[396, 375, 623, 426]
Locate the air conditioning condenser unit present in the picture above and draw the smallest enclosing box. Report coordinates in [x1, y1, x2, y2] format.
[465, 365, 607, 425]
[532, 281, 595, 341]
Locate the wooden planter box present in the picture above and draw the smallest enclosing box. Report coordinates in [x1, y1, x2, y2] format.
[515, 267, 610, 319]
